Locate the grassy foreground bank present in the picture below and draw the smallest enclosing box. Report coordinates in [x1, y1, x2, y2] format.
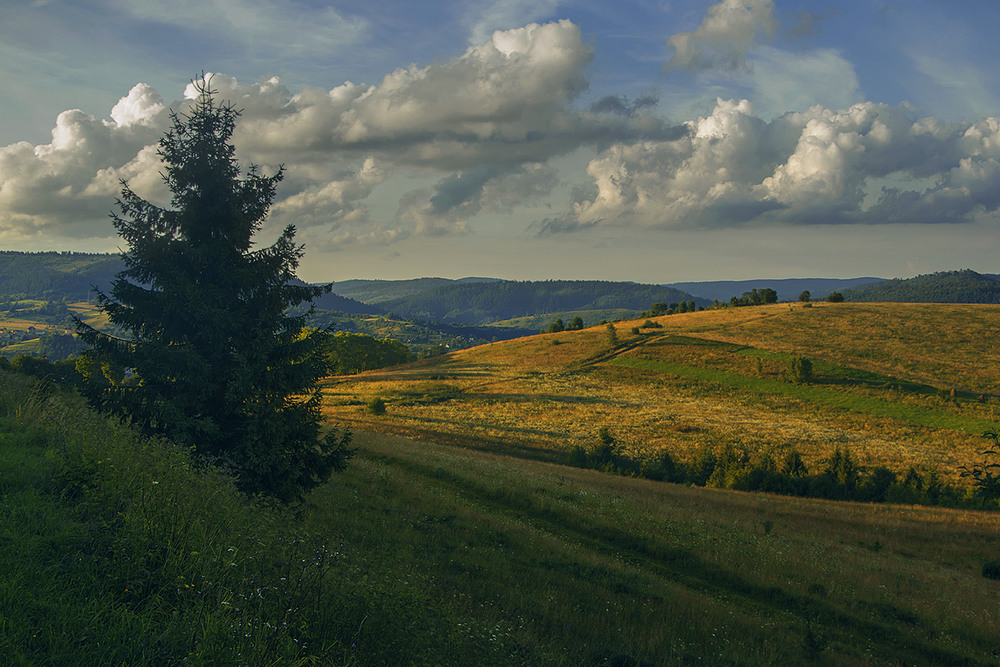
[2, 370, 999, 664]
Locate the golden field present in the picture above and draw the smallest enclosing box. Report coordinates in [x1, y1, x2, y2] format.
[321, 302, 1000, 482]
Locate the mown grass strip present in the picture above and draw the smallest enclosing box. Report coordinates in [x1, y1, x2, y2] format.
[610, 357, 995, 433]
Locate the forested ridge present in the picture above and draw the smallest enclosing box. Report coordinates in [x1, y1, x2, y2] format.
[0, 251, 121, 300]
[376, 279, 706, 324]
[843, 269, 1000, 303]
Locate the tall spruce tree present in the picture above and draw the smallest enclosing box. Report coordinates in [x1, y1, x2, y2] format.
[76, 80, 351, 502]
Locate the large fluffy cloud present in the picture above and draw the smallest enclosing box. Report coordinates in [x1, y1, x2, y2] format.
[547, 98, 1000, 232]
[230, 19, 597, 167]
[0, 86, 168, 241]
[3, 15, 1000, 249]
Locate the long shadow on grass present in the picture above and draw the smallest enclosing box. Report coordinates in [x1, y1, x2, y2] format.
[374, 449, 993, 665]
[398, 413, 571, 441]
[468, 392, 639, 408]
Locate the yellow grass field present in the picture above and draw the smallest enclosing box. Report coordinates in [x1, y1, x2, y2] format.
[321, 302, 1000, 483]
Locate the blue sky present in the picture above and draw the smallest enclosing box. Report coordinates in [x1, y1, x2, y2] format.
[2, 0, 1000, 283]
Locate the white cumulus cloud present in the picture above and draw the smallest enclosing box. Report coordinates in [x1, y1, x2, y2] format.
[548, 98, 1000, 233]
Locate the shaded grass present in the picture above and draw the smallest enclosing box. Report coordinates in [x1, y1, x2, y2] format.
[0, 373, 516, 665]
[307, 430, 1000, 665]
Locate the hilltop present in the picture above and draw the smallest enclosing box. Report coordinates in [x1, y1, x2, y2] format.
[322, 301, 1000, 485]
[843, 269, 1000, 303]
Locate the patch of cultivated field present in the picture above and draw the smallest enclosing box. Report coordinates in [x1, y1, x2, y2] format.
[321, 303, 1000, 481]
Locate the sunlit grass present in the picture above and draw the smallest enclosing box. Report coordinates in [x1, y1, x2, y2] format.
[322, 304, 1000, 481]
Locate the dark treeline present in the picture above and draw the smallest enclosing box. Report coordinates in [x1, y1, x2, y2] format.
[724, 287, 779, 307]
[378, 280, 704, 325]
[568, 430, 991, 509]
[843, 269, 1000, 303]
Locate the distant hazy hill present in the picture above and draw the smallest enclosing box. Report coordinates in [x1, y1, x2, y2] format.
[328, 277, 501, 304]
[0, 251, 122, 300]
[669, 277, 884, 302]
[376, 280, 705, 324]
[842, 269, 1000, 303]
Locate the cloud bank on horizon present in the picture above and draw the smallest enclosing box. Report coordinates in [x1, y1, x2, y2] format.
[2, 0, 1000, 280]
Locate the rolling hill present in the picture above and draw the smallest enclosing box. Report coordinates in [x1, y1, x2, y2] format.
[0, 251, 121, 300]
[321, 301, 1000, 484]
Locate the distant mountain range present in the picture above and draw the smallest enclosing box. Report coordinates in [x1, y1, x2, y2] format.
[359, 280, 707, 325]
[1, 253, 996, 329]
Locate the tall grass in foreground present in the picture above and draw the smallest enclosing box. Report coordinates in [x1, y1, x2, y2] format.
[3, 370, 1000, 664]
[0, 371, 508, 665]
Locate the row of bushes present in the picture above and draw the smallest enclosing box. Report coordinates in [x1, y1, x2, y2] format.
[568, 429, 992, 508]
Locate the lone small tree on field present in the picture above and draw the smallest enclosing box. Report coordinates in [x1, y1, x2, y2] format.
[605, 322, 619, 347]
[799, 290, 811, 303]
[787, 356, 813, 383]
[76, 79, 351, 502]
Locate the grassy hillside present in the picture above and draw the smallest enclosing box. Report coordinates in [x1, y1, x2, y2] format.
[2, 369, 999, 664]
[321, 302, 1000, 484]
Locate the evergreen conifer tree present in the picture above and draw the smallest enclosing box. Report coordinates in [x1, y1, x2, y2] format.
[76, 80, 351, 502]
